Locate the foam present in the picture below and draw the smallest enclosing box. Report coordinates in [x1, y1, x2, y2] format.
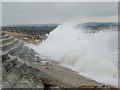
[27, 23, 118, 87]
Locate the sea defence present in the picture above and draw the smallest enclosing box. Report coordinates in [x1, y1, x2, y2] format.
[0, 32, 118, 89]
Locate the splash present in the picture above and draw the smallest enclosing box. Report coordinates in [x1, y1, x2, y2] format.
[27, 23, 118, 87]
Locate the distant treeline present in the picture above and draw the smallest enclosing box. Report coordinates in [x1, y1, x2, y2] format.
[2, 24, 58, 35]
[80, 22, 118, 30]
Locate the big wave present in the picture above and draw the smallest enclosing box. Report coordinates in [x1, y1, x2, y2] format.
[27, 23, 118, 87]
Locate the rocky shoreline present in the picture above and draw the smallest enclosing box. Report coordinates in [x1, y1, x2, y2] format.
[1, 31, 119, 90]
[2, 31, 47, 44]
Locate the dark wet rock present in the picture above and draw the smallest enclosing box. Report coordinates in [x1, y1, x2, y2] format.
[1, 33, 44, 89]
[15, 75, 44, 88]
[2, 54, 10, 61]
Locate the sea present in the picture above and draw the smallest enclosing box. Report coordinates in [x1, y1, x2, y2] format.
[27, 23, 118, 87]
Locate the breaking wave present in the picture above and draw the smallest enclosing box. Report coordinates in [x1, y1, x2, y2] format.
[27, 23, 118, 87]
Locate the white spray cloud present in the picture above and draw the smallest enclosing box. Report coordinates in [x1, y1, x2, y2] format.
[27, 23, 118, 87]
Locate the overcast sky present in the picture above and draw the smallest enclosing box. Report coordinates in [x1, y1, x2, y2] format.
[2, 2, 118, 26]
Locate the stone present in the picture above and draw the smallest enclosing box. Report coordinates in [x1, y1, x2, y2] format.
[2, 66, 7, 76]
[15, 83, 30, 88]
[1, 37, 14, 45]
[11, 58, 19, 67]
[1, 39, 18, 51]
[3, 67, 23, 87]
[2, 54, 10, 61]
[47, 86, 63, 90]
[8, 44, 23, 56]
[2, 80, 11, 88]
[15, 75, 44, 89]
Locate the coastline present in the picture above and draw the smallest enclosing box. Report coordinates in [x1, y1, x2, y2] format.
[1, 31, 118, 89]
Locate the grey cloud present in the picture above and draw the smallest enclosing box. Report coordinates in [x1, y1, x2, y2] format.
[2, 2, 118, 25]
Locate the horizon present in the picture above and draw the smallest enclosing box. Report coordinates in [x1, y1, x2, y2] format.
[2, 21, 118, 27]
